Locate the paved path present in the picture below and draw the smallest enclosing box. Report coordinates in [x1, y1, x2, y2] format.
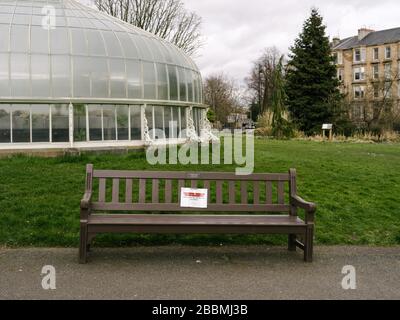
[1, 246, 399, 300]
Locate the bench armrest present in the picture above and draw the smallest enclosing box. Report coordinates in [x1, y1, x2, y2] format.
[80, 192, 92, 212]
[291, 195, 316, 223]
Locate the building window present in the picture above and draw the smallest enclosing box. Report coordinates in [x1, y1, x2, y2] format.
[373, 84, 380, 98]
[88, 105, 102, 141]
[354, 67, 365, 81]
[384, 82, 392, 98]
[373, 65, 379, 80]
[51, 104, 69, 142]
[385, 46, 391, 59]
[352, 104, 364, 120]
[398, 80, 400, 98]
[130, 105, 141, 141]
[12, 105, 31, 143]
[354, 48, 365, 62]
[116, 105, 129, 141]
[373, 47, 379, 61]
[338, 69, 344, 81]
[354, 86, 365, 99]
[0, 105, 11, 143]
[384, 63, 392, 80]
[102, 105, 117, 141]
[74, 104, 87, 142]
[31, 105, 50, 143]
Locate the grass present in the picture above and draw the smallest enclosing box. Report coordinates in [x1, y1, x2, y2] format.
[0, 139, 399, 247]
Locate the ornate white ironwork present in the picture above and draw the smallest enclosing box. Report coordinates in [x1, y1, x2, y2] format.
[199, 108, 219, 143]
[142, 105, 154, 146]
[186, 106, 201, 142]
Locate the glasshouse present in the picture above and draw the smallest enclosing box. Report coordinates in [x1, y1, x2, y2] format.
[0, 0, 207, 152]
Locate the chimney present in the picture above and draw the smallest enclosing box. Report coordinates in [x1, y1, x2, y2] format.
[358, 28, 374, 41]
[332, 37, 340, 47]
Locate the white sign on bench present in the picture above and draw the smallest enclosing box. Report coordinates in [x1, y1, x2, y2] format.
[180, 188, 208, 209]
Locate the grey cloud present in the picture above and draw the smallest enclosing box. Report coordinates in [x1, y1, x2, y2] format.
[185, 0, 400, 81]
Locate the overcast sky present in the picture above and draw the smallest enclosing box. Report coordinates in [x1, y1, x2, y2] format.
[184, 0, 400, 84]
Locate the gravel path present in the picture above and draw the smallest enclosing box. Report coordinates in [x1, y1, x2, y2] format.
[1, 246, 399, 300]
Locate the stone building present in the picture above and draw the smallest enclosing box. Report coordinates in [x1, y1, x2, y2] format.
[332, 27, 400, 129]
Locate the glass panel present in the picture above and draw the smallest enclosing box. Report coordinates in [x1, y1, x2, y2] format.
[168, 65, 178, 101]
[12, 104, 30, 143]
[126, 60, 142, 99]
[116, 105, 129, 140]
[178, 68, 187, 101]
[154, 105, 165, 140]
[51, 104, 69, 142]
[87, 29, 106, 56]
[71, 28, 87, 55]
[10, 53, 30, 97]
[144, 37, 164, 62]
[134, 35, 153, 60]
[0, 53, 9, 96]
[158, 42, 173, 64]
[0, 24, 9, 52]
[88, 105, 102, 141]
[172, 106, 180, 138]
[73, 56, 90, 98]
[12, 14, 31, 25]
[109, 58, 126, 98]
[52, 55, 71, 97]
[0, 104, 11, 143]
[164, 106, 172, 139]
[91, 57, 108, 98]
[181, 107, 187, 136]
[103, 105, 116, 141]
[143, 62, 156, 100]
[130, 105, 141, 140]
[10, 25, 29, 52]
[193, 73, 199, 103]
[186, 69, 193, 102]
[31, 105, 50, 142]
[198, 74, 203, 103]
[74, 104, 87, 142]
[0, 13, 12, 24]
[145, 105, 153, 138]
[117, 32, 139, 58]
[31, 55, 50, 97]
[50, 27, 69, 54]
[102, 30, 123, 57]
[30, 26, 49, 54]
[156, 63, 168, 100]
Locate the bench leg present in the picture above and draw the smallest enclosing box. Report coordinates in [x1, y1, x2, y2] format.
[304, 226, 314, 263]
[288, 234, 297, 252]
[79, 223, 88, 264]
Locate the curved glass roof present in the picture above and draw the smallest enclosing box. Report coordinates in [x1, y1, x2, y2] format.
[0, 0, 203, 104]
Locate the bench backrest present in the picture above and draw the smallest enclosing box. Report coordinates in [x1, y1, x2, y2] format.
[85, 165, 297, 213]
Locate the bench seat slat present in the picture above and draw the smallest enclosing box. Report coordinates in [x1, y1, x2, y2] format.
[99, 178, 106, 203]
[88, 214, 305, 227]
[125, 179, 132, 203]
[112, 179, 119, 203]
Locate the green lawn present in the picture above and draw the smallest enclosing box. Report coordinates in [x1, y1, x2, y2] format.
[1, 139, 399, 247]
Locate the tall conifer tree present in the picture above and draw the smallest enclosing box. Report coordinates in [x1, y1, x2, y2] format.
[286, 8, 340, 134]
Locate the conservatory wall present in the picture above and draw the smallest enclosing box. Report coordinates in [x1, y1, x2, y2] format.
[0, 104, 205, 149]
[0, 0, 206, 151]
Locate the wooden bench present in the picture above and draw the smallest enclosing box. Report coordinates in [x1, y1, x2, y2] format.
[79, 164, 316, 263]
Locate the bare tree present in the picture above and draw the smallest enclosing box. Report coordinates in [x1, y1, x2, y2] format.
[204, 73, 244, 126]
[96, 0, 202, 56]
[245, 47, 282, 117]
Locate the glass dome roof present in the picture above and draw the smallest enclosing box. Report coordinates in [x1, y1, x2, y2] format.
[0, 0, 203, 104]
